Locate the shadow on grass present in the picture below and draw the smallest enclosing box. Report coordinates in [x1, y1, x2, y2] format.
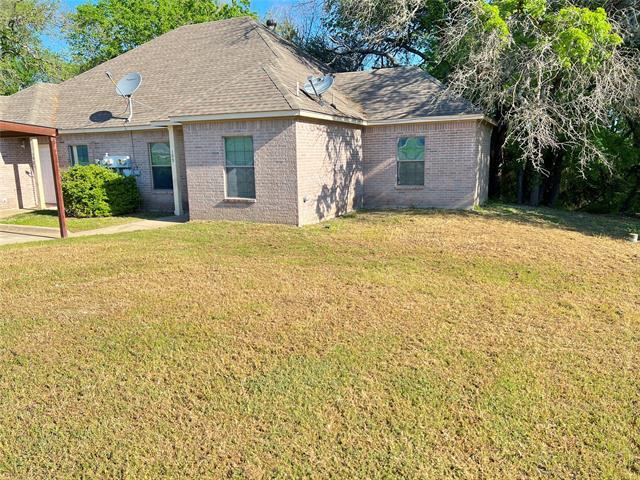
[362, 203, 640, 241]
[10, 210, 170, 220]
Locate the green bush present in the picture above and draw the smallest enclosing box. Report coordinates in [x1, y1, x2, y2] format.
[62, 165, 140, 217]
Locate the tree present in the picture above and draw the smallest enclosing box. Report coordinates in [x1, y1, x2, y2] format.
[441, 0, 639, 205]
[65, 0, 254, 71]
[0, 0, 71, 94]
[306, 0, 639, 210]
[270, 0, 447, 71]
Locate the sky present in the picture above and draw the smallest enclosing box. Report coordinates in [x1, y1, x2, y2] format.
[43, 0, 294, 54]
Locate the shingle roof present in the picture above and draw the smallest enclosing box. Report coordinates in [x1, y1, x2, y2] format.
[334, 67, 480, 120]
[0, 83, 59, 127]
[0, 17, 481, 131]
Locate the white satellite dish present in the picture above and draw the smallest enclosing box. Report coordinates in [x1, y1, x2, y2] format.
[303, 75, 334, 99]
[105, 71, 143, 123]
[115, 72, 142, 97]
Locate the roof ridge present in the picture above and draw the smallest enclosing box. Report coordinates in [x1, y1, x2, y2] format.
[6, 81, 58, 98]
[256, 22, 333, 74]
[252, 22, 304, 111]
[59, 16, 257, 89]
[261, 65, 298, 111]
[252, 23, 369, 119]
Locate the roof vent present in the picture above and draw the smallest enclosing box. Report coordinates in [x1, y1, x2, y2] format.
[266, 19, 277, 31]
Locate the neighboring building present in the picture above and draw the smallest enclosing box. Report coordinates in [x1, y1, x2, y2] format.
[0, 17, 493, 225]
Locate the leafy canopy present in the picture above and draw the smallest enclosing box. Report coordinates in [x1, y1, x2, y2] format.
[552, 7, 622, 68]
[66, 0, 254, 71]
[0, 0, 73, 94]
[443, 0, 636, 169]
[478, 0, 622, 68]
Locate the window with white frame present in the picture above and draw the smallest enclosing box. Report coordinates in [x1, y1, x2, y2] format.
[396, 137, 425, 186]
[69, 145, 89, 166]
[149, 142, 173, 190]
[224, 136, 255, 199]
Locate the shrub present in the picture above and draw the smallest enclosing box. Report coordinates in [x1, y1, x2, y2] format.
[62, 165, 140, 217]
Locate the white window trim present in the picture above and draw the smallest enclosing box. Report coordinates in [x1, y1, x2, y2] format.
[223, 135, 256, 201]
[69, 145, 89, 166]
[148, 142, 173, 191]
[396, 136, 426, 187]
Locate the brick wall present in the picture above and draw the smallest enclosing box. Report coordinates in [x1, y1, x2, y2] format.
[363, 120, 489, 209]
[0, 137, 38, 210]
[58, 128, 188, 212]
[295, 120, 363, 225]
[183, 119, 299, 225]
[20, 118, 491, 224]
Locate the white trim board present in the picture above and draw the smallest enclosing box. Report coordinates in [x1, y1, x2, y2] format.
[57, 111, 494, 134]
[58, 124, 165, 134]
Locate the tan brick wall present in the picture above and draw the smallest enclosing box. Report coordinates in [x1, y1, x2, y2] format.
[295, 120, 363, 225]
[363, 120, 489, 209]
[58, 128, 188, 212]
[7, 118, 491, 223]
[0, 138, 39, 210]
[183, 119, 299, 225]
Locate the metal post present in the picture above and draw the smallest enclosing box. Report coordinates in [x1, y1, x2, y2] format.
[48, 136, 68, 238]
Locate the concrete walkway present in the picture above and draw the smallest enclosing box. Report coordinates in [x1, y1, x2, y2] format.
[0, 215, 187, 246]
[73, 215, 188, 237]
[0, 229, 57, 245]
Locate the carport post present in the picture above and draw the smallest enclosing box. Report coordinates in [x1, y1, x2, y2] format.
[29, 137, 47, 209]
[48, 136, 68, 238]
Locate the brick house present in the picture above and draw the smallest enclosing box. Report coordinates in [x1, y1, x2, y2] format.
[0, 17, 493, 226]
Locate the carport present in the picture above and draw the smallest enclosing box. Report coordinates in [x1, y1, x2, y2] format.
[0, 120, 68, 238]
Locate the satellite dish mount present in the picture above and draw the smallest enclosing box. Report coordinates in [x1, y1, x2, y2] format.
[106, 71, 142, 123]
[302, 75, 335, 106]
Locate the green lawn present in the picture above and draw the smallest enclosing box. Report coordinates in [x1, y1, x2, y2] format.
[0, 206, 638, 478]
[0, 209, 166, 232]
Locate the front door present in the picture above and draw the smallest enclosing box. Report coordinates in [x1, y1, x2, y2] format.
[38, 144, 57, 205]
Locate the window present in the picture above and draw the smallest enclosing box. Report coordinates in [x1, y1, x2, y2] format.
[397, 137, 425, 186]
[149, 142, 173, 190]
[69, 145, 89, 166]
[224, 136, 255, 199]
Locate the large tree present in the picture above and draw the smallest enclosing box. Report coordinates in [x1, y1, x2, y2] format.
[441, 0, 639, 205]
[290, 0, 639, 210]
[66, 0, 253, 71]
[0, 0, 71, 94]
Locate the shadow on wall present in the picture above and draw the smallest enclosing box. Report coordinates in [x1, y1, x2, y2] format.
[12, 164, 24, 209]
[315, 126, 363, 221]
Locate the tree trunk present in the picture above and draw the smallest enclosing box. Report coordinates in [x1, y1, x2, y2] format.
[547, 151, 565, 207]
[621, 120, 640, 214]
[529, 171, 541, 206]
[517, 166, 525, 204]
[489, 121, 508, 199]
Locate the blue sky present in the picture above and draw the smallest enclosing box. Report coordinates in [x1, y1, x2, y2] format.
[44, 0, 293, 54]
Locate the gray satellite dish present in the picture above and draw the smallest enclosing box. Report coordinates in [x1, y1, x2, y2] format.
[303, 75, 334, 98]
[116, 72, 142, 97]
[105, 71, 142, 123]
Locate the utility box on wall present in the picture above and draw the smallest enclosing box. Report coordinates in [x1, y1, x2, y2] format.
[96, 153, 140, 177]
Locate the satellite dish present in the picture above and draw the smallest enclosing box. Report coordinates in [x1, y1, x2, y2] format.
[303, 75, 334, 97]
[115, 72, 142, 97]
[105, 71, 142, 123]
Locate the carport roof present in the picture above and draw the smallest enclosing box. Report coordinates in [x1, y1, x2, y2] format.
[0, 120, 57, 137]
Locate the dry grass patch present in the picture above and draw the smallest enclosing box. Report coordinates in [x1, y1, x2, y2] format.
[0, 206, 639, 478]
